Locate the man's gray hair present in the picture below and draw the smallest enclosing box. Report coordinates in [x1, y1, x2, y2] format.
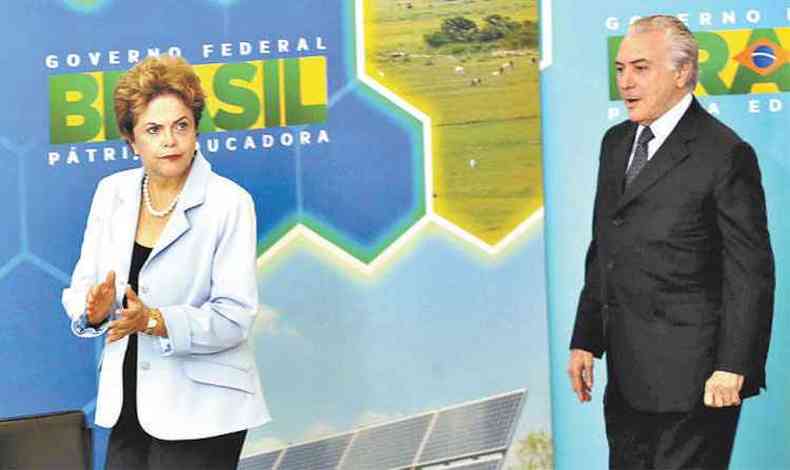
[628, 15, 699, 89]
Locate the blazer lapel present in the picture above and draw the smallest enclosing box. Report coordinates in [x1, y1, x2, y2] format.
[613, 98, 700, 214]
[148, 207, 190, 263]
[146, 152, 211, 264]
[111, 168, 143, 289]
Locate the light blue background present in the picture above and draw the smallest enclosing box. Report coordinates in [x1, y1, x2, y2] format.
[246, 224, 551, 464]
[542, 1, 789, 469]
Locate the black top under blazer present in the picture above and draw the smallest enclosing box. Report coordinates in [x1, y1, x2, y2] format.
[571, 97, 775, 413]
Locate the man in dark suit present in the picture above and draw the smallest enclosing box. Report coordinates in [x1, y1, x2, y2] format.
[567, 15, 775, 469]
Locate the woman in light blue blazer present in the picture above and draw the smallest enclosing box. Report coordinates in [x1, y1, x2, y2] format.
[62, 55, 269, 469]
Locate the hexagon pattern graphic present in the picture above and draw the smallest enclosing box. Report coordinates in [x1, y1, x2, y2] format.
[0, 0, 429, 425]
[0, 0, 544, 440]
[0, 141, 22, 268]
[361, 0, 543, 246]
[22, 1, 426, 269]
[0, 260, 95, 417]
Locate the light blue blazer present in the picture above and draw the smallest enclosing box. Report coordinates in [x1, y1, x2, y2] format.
[62, 152, 270, 440]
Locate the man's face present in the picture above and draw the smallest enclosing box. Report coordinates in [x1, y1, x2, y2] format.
[616, 30, 690, 126]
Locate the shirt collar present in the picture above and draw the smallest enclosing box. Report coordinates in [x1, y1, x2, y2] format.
[639, 92, 692, 145]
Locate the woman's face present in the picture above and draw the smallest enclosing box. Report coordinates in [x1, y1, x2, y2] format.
[129, 93, 197, 182]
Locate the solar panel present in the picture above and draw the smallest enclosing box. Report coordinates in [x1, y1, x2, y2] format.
[276, 433, 353, 470]
[238, 390, 525, 470]
[441, 458, 503, 470]
[236, 449, 281, 470]
[416, 392, 523, 465]
[339, 414, 434, 470]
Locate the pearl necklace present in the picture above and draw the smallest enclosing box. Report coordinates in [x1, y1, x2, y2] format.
[143, 174, 180, 217]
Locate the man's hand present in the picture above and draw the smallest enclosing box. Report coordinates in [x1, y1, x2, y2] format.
[704, 371, 744, 407]
[107, 287, 149, 343]
[568, 349, 595, 403]
[86, 271, 116, 325]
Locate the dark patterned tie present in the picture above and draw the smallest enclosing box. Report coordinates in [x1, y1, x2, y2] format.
[624, 126, 654, 188]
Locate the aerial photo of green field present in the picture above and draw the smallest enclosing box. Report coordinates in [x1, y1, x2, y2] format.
[364, 0, 541, 245]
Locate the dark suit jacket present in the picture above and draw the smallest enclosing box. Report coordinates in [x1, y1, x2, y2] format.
[571, 98, 775, 413]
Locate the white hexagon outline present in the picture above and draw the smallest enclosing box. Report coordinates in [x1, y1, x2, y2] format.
[258, 0, 550, 275]
[0, 136, 102, 420]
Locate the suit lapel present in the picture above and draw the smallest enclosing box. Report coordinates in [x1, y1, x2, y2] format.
[608, 123, 637, 197]
[612, 98, 700, 214]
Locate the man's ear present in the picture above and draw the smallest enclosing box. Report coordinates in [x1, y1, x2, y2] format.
[675, 62, 692, 89]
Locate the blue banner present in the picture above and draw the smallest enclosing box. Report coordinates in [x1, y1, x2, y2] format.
[542, 1, 789, 469]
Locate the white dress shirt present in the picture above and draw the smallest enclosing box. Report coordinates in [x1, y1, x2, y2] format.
[627, 92, 693, 170]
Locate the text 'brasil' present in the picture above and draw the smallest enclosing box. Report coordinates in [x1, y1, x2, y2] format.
[50, 56, 328, 144]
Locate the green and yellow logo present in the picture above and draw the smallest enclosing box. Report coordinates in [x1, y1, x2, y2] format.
[608, 27, 789, 100]
[49, 56, 328, 144]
